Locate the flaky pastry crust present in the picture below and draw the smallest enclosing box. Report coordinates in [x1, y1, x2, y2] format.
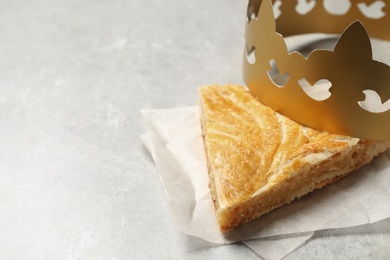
[199, 84, 390, 231]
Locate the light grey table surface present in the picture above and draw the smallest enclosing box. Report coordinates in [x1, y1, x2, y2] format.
[1, 0, 389, 259]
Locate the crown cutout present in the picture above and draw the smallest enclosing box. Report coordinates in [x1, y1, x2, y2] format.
[243, 0, 390, 140]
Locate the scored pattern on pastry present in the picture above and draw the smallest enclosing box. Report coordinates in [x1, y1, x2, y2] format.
[201, 85, 352, 205]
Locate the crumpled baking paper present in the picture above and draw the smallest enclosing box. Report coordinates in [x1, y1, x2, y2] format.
[141, 106, 390, 259]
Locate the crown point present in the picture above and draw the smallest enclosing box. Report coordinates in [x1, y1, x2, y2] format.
[257, 0, 276, 31]
[334, 21, 372, 60]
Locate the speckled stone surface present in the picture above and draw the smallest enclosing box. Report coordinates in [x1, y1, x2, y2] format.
[0, 0, 389, 259]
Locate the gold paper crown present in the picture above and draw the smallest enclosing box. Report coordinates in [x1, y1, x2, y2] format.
[243, 0, 390, 140]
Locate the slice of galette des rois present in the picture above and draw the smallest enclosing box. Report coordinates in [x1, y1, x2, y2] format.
[199, 84, 390, 232]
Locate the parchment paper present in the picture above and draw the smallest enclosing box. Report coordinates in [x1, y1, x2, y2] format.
[141, 107, 390, 259]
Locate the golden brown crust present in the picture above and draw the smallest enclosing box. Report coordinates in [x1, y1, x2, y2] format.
[199, 84, 390, 231]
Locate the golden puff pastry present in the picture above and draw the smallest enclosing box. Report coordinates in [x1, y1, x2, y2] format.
[199, 84, 390, 231]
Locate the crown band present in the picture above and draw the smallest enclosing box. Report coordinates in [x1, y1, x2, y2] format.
[243, 0, 390, 140]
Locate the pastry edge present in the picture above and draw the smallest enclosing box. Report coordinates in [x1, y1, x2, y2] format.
[214, 140, 388, 231]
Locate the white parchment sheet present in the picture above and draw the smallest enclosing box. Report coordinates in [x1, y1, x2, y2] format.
[141, 107, 390, 259]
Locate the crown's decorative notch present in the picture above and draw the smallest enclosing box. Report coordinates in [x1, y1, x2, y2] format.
[243, 0, 390, 140]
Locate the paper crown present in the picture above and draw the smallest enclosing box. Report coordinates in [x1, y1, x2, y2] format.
[243, 0, 390, 140]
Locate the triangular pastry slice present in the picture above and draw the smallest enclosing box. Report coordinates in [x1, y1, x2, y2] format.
[199, 84, 390, 231]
